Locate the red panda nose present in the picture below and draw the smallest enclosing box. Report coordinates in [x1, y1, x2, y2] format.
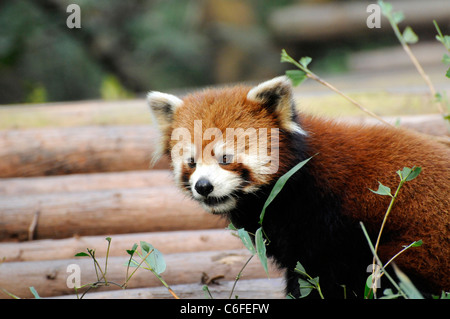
[195, 178, 214, 197]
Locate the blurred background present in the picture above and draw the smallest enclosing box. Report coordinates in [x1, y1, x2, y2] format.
[1, 0, 448, 105]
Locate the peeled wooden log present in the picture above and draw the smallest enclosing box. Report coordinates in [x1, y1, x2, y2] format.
[0, 170, 174, 196]
[0, 249, 282, 299]
[0, 229, 243, 262]
[0, 186, 226, 241]
[49, 278, 285, 299]
[269, 0, 450, 41]
[0, 125, 169, 178]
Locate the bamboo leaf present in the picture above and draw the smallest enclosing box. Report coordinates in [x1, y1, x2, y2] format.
[369, 182, 392, 196]
[285, 70, 307, 86]
[298, 278, 313, 298]
[237, 228, 256, 255]
[378, 0, 392, 16]
[75, 252, 89, 257]
[29, 287, 41, 299]
[259, 156, 314, 224]
[140, 241, 166, 275]
[403, 26, 418, 44]
[255, 227, 269, 277]
[299, 56, 312, 68]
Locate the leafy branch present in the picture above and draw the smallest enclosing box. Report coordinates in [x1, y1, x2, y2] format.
[281, 49, 393, 127]
[434, 20, 450, 79]
[364, 166, 424, 299]
[74, 238, 179, 299]
[378, 0, 448, 119]
[292, 261, 324, 299]
[127, 241, 179, 299]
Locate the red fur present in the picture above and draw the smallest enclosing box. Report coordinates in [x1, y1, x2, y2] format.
[302, 117, 450, 291]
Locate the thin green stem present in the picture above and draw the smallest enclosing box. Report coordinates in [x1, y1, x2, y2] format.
[384, 9, 444, 114]
[229, 254, 254, 299]
[372, 180, 404, 261]
[104, 238, 111, 284]
[384, 241, 419, 269]
[122, 249, 153, 288]
[79, 281, 123, 299]
[137, 250, 180, 299]
[360, 222, 407, 299]
[87, 249, 106, 283]
[281, 49, 393, 127]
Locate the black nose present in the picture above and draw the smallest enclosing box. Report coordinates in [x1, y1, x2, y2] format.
[195, 178, 214, 196]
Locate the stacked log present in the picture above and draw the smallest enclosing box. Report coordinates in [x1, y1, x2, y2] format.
[0, 126, 169, 178]
[0, 102, 446, 299]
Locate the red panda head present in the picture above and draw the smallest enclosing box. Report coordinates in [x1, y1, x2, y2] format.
[148, 76, 307, 214]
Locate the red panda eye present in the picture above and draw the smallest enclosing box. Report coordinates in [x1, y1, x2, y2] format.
[220, 154, 233, 165]
[187, 157, 196, 168]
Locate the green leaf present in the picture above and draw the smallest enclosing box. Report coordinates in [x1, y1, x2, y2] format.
[442, 54, 450, 64]
[392, 11, 404, 24]
[364, 275, 375, 299]
[378, 0, 392, 16]
[397, 167, 412, 180]
[298, 278, 313, 298]
[255, 227, 269, 277]
[393, 264, 424, 299]
[402, 239, 423, 250]
[410, 239, 423, 247]
[403, 26, 418, 44]
[140, 241, 166, 275]
[380, 288, 402, 299]
[75, 252, 89, 257]
[405, 166, 421, 181]
[399, 166, 421, 182]
[294, 261, 307, 276]
[445, 36, 450, 49]
[280, 49, 295, 64]
[202, 285, 213, 299]
[105, 237, 111, 243]
[237, 228, 256, 255]
[299, 56, 312, 68]
[309, 276, 320, 287]
[259, 156, 314, 224]
[439, 291, 450, 299]
[369, 182, 392, 196]
[29, 287, 41, 299]
[126, 243, 138, 256]
[446, 67, 450, 78]
[285, 70, 307, 87]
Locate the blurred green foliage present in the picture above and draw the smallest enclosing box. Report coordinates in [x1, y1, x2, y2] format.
[0, 0, 295, 104]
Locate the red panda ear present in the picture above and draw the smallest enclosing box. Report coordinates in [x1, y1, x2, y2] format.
[247, 76, 306, 135]
[147, 91, 184, 164]
[147, 91, 183, 132]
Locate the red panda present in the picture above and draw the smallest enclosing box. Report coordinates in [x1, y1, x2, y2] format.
[148, 76, 450, 298]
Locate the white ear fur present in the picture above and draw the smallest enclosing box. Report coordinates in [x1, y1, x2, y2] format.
[147, 91, 184, 166]
[247, 76, 307, 136]
[247, 76, 291, 103]
[147, 91, 183, 127]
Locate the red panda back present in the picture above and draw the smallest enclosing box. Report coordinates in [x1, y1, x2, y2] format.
[303, 115, 450, 291]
